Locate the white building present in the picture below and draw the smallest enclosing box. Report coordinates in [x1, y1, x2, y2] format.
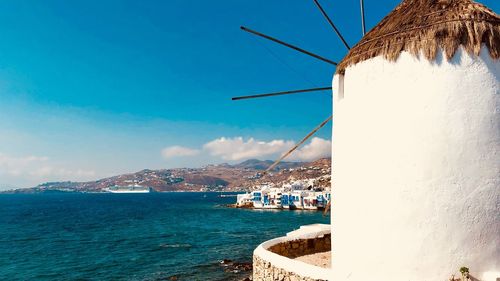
[331, 1, 499, 281]
[236, 193, 253, 206]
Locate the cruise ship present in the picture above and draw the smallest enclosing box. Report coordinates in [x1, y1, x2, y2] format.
[104, 185, 153, 193]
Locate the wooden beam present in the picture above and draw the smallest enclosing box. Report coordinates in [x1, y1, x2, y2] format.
[232, 87, 332, 101]
[360, 0, 367, 35]
[265, 115, 333, 173]
[312, 0, 351, 50]
[241, 26, 338, 66]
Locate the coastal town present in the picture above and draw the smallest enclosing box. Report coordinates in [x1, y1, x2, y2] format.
[4, 158, 331, 195]
[233, 183, 330, 210]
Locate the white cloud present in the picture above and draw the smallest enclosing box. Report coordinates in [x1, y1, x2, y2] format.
[0, 153, 96, 187]
[162, 137, 331, 162]
[29, 167, 96, 178]
[0, 153, 49, 176]
[203, 137, 296, 161]
[288, 137, 331, 161]
[161, 146, 200, 159]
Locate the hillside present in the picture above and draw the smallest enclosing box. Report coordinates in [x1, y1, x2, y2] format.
[6, 158, 331, 193]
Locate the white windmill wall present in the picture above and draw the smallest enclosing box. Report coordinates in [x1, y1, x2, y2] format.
[331, 46, 499, 281]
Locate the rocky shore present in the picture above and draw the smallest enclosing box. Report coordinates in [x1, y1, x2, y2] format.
[219, 259, 253, 280]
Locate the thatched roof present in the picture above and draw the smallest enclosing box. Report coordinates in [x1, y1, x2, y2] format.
[336, 0, 500, 74]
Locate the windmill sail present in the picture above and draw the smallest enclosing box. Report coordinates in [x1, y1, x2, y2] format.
[241, 26, 337, 65]
[232, 87, 332, 101]
[312, 0, 351, 50]
[264, 115, 332, 174]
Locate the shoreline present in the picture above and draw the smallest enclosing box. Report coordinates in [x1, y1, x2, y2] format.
[0, 190, 249, 195]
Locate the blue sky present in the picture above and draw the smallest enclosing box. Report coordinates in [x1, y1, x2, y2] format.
[1, 0, 498, 188]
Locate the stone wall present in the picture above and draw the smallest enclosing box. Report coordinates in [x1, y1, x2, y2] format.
[253, 255, 327, 281]
[253, 234, 331, 281]
[267, 234, 331, 258]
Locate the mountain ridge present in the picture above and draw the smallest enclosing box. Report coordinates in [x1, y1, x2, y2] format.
[4, 158, 331, 193]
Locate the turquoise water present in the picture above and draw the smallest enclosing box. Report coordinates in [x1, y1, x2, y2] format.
[0, 192, 329, 280]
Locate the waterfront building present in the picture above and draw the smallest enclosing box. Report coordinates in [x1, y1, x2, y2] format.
[236, 193, 253, 207]
[289, 190, 306, 210]
[251, 190, 263, 208]
[235, 186, 330, 210]
[280, 192, 291, 209]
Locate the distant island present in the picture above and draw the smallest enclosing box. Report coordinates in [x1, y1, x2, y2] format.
[3, 158, 331, 194]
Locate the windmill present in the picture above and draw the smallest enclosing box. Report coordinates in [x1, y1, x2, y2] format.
[233, 1, 500, 280]
[232, 0, 366, 175]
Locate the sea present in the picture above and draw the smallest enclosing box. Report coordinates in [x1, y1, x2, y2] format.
[0, 192, 329, 281]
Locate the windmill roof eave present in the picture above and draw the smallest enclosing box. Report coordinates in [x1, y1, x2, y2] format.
[336, 0, 500, 75]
